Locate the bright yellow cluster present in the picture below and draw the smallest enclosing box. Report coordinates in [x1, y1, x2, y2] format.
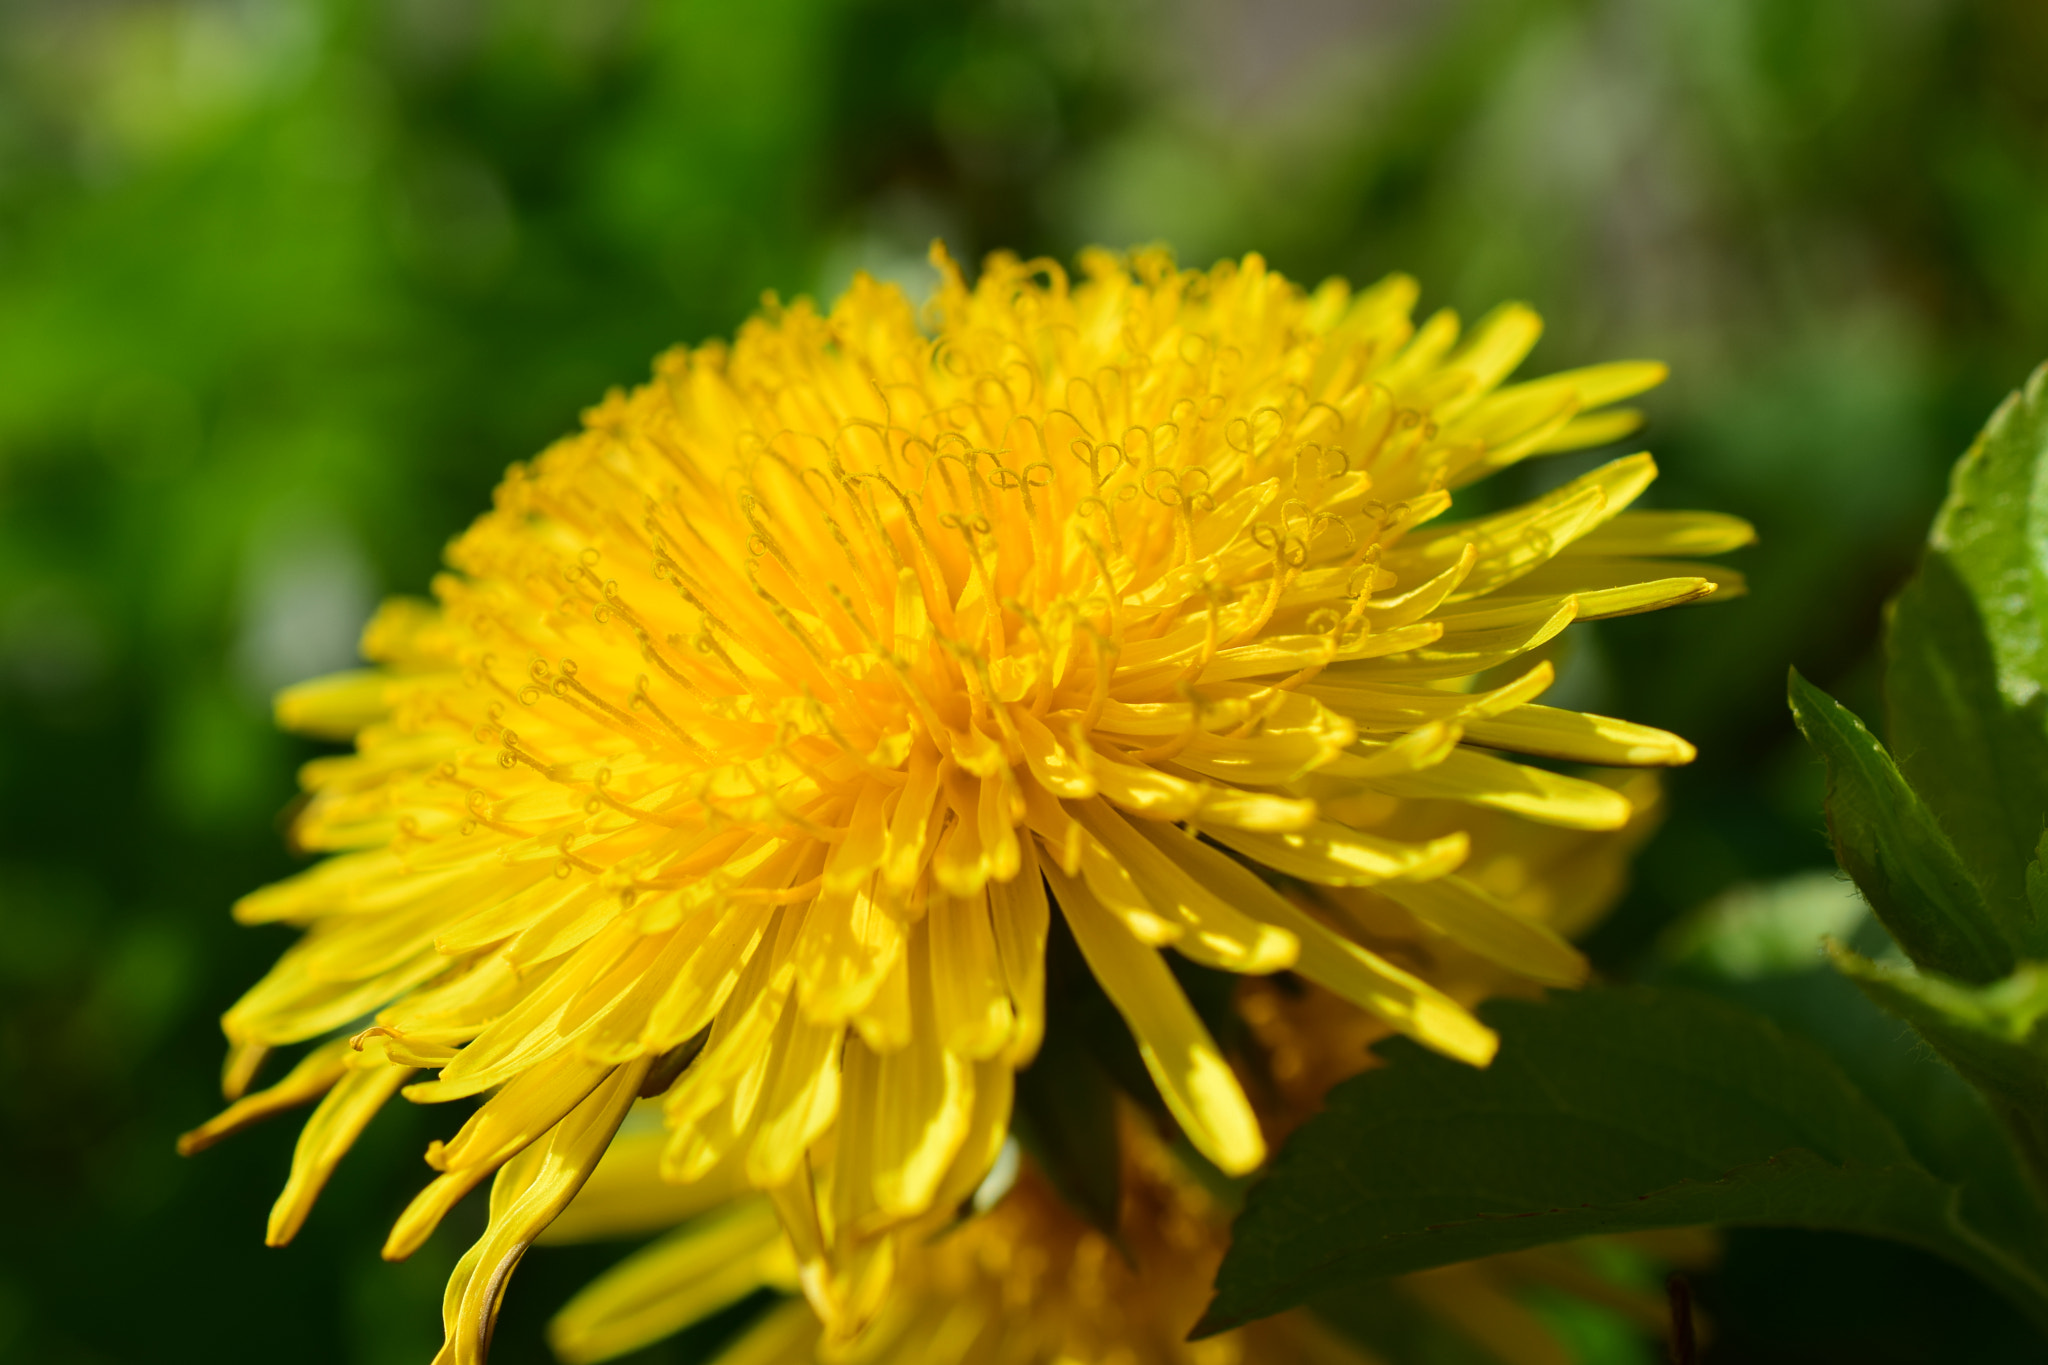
[542, 778, 1700, 1365]
[550, 1118, 1361, 1365]
[550, 1118, 1708, 1365]
[184, 245, 1747, 1362]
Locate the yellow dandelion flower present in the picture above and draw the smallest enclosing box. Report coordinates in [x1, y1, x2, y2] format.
[551, 1118, 1359, 1365]
[1235, 769, 1667, 1131]
[548, 1124, 1713, 1365]
[182, 245, 1749, 1358]
[542, 778, 1699, 1365]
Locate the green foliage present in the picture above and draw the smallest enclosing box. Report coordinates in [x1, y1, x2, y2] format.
[11, 0, 2048, 1360]
[1786, 668, 2012, 982]
[1828, 943, 2048, 1198]
[1203, 988, 2048, 1338]
[1214, 385, 2048, 1353]
[1660, 881, 2048, 1282]
[1885, 365, 2048, 947]
[1658, 885, 2048, 1356]
[1777, 367, 2048, 1228]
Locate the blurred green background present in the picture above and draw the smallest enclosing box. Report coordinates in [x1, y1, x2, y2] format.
[3, 0, 2047, 1361]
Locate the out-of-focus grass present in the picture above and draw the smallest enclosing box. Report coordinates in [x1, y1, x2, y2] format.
[1, 1, 2044, 1361]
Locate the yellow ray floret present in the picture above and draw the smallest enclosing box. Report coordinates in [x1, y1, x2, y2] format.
[543, 768, 1687, 1365]
[184, 245, 1749, 1357]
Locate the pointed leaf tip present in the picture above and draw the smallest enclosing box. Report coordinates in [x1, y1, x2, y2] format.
[1786, 668, 2013, 985]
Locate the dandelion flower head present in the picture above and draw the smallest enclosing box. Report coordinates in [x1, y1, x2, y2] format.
[183, 244, 1750, 1358]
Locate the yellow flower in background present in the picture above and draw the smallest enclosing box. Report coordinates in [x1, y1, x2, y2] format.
[181, 244, 1749, 1360]
[542, 777, 1704, 1365]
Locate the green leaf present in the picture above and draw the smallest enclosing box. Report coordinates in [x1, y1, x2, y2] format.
[1200, 987, 2048, 1338]
[1885, 364, 2048, 958]
[2027, 832, 2048, 928]
[1828, 941, 2048, 1197]
[1787, 668, 2013, 982]
[1655, 879, 2048, 1276]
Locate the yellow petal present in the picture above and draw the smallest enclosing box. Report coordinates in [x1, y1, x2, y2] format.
[1317, 721, 1464, 778]
[864, 929, 974, 1216]
[267, 1056, 415, 1246]
[849, 953, 913, 1053]
[1356, 544, 1477, 630]
[1172, 696, 1356, 785]
[1154, 827, 1498, 1067]
[385, 1050, 619, 1260]
[374, 955, 521, 1045]
[412, 920, 641, 1101]
[639, 903, 778, 1054]
[222, 940, 448, 1049]
[882, 746, 946, 892]
[825, 782, 892, 894]
[927, 890, 1017, 1059]
[1372, 875, 1589, 987]
[1043, 859, 1265, 1175]
[1092, 750, 1315, 831]
[1075, 823, 1182, 947]
[990, 840, 1050, 1066]
[1362, 747, 1635, 830]
[1535, 406, 1646, 452]
[178, 1038, 350, 1156]
[1568, 576, 1717, 619]
[1568, 509, 1757, 557]
[547, 1199, 795, 1365]
[1465, 360, 1666, 446]
[1395, 454, 1657, 598]
[274, 669, 393, 739]
[1310, 661, 1554, 730]
[1015, 709, 1098, 798]
[792, 874, 905, 1025]
[1464, 704, 1696, 766]
[1203, 819, 1467, 888]
[1019, 776, 1085, 877]
[1335, 598, 1577, 684]
[1074, 799, 1298, 973]
[743, 1003, 843, 1188]
[542, 1125, 746, 1244]
[1441, 303, 1543, 403]
[432, 1058, 649, 1365]
[661, 934, 790, 1140]
[920, 1056, 1016, 1219]
[681, 931, 800, 1165]
[1512, 554, 1746, 601]
[1195, 621, 1444, 684]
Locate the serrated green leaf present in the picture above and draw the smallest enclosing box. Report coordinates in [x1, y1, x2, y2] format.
[1885, 364, 2048, 957]
[1200, 988, 2048, 1338]
[1787, 668, 2013, 982]
[1827, 941, 2048, 1193]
